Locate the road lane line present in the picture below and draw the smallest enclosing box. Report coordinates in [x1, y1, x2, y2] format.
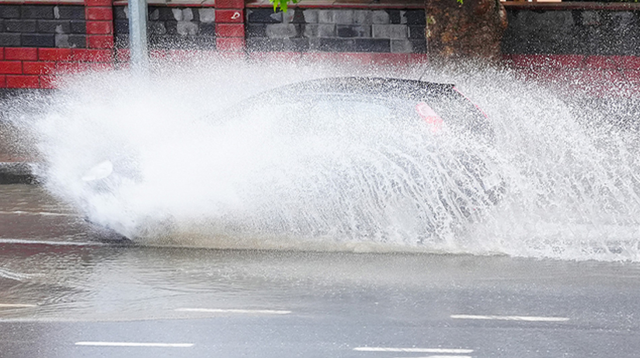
[0, 268, 42, 281]
[175, 308, 291, 315]
[75, 342, 193, 348]
[395, 356, 472, 358]
[451, 314, 569, 322]
[0, 304, 37, 308]
[0, 211, 80, 217]
[0, 239, 104, 247]
[353, 348, 473, 354]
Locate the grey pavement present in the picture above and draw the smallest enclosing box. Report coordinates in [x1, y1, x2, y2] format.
[0, 184, 639, 357]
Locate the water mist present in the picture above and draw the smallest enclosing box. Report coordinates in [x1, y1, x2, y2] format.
[5, 55, 640, 262]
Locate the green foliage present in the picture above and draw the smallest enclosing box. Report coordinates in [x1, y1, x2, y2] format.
[270, 0, 299, 12]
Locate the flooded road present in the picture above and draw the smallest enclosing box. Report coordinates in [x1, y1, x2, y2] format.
[1, 184, 640, 357]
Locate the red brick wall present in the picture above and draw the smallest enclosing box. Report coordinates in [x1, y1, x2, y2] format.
[215, 0, 245, 52]
[85, 0, 114, 49]
[0, 47, 113, 88]
[0, 1, 114, 88]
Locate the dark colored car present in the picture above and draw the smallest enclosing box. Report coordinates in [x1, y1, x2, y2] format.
[82, 77, 504, 244]
[218, 77, 495, 145]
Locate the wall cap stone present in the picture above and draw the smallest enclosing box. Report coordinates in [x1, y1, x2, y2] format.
[246, 0, 424, 10]
[503, 1, 640, 11]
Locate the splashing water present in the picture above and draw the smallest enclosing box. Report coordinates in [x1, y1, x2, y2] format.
[5, 57, 640, 261]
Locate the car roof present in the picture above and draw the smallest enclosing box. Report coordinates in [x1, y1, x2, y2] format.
[263, 77, 456, 101]
[211, 77, 494, 146]
[266, 77, 494, 146]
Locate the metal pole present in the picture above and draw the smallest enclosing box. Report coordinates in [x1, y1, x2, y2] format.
[128, 0, 149, 73]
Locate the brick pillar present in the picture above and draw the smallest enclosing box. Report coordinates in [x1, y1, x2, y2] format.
[85, 0, 115, 50]
[215, 0, 245, 52]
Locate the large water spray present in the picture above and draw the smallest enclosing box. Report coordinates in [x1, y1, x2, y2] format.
[5, 57, 640, 261]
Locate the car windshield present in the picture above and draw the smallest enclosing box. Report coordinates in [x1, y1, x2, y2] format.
[209, 88, 491, 144]
[208, 93, 425, 141]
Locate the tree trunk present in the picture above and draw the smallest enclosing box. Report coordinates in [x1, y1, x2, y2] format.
[424, 0, 508, 63]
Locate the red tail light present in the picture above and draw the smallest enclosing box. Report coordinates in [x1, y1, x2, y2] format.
[415, 102, 444, 133]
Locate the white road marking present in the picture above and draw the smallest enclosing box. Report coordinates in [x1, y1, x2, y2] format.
[353, 347, 473, 354]
[395, 356, 472, 358]
[75, 342, 193, 348]
[175, 308, 291, 315]
[0, 239, 104, 247]
[0, 303, 37, 308]
[451, 314, 569, 322]
[0, 210, 79, 217]
[0, 268, 42, 281]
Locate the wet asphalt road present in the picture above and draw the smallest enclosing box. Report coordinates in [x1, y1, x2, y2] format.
[1, 184, 640, 358]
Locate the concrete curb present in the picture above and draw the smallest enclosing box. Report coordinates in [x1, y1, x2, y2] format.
[0, 162, 39, 184]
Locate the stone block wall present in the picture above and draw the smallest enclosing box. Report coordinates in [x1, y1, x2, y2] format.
[114, 6, 216, 49]
[0, 5, 86, 48]
[503, 7, 640, 56]
[245, 8, 426, 53]
[502, 5, 640, 97]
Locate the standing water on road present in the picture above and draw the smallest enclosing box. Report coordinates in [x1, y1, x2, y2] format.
[5, 58, 640, 261]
